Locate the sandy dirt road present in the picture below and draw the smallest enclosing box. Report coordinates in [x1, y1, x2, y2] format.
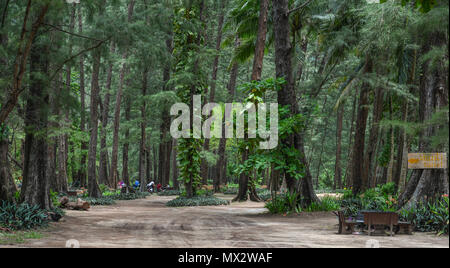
[7, 195, 449, 248]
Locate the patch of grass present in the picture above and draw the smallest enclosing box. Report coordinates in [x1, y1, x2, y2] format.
[69, 196, 116, 206]
[158, 190, 181, 196]
[68, 192, 150, 206]
[166, 196, 230, 207]
[0, 230, 43, 245]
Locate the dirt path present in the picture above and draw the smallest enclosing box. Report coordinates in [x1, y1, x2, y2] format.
[8, 195, 449, 248]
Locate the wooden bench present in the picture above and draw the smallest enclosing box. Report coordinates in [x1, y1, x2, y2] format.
[362, 211, 398, 236]
[334, 211, 358, 234]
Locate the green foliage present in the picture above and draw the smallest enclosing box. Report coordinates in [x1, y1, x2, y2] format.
[381, 0, 437, 13]
[158, 190, 181, 196]
[257, 190, 272, 202]
[110, 192, 149, 201]
[222, 185, 239, 195]
[265, 195, 291, 214]
[303, 197, 341, 212]
[340, 183, 399, 216]
[264, 192, 298, 214]
[177, 138, 203, 196]
[69, 196, 116, 206]
[166, 196, 230, 207]
[98, 184, 109, 194]
[0, 230, 43, 245]
[50, 190, 61, 208]
[400, 195, 449, 235]
[102, 189, 121, 197]
[69, 191, 149, 206]
[0, 202, 50, 230]
[0, 123, 9, 140]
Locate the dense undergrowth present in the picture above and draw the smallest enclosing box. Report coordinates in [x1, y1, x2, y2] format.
[264, 183, 449, 235]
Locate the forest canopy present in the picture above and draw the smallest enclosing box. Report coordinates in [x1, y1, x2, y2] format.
[0, 0, 448, 214]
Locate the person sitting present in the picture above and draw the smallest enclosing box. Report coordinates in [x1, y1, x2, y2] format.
[134, 180, 140, 189]
[157, 183, 162, 192]
[147, 181, 155, 193]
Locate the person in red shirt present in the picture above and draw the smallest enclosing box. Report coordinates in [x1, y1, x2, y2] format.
[157, 183, 162, 192]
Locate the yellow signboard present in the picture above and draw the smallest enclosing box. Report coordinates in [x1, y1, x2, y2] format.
[408, 153, 447, 169]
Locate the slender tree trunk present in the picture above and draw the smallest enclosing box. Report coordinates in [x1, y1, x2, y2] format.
[386, 95, 395, 184]
[201, 0, 227, 185]
[344, 91, 358, 188]
[77, 6, 87, 188]
[351, 56, 372, 195]
[251, 0, 269, 81]
[234, 0, 268, 202]
[87, 47, 102, 198]
[110, 0, 135, 189]
[0, 2, 50, 125]
[334, 105, 344, 190]
[122, 95, 131, 186]
[139, 68, 148, 185]
[98, 43, 115, 187]
[172, 139, 179, 189]
[363, 86, 384, 189]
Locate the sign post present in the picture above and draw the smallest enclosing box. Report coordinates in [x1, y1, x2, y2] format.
[408, 153, 448, 169]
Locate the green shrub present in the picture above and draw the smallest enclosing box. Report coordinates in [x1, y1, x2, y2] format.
[195, 189, 214, 197]
[0, 202, 49, 230]
[304, 196, 340, 212]
[99, 184, 109, 194]
[50, 190, 61, 208]
[340, 198, 363, 217]
[158, 190, 181, 196]
[166, 196, 230, 207]
[258, 190, 272, 201]
[69, 196, 116, 206]
[110, 192, 149, 200]
[265, 196, 288, 214]
[102, 189, 120, 197]
[400, 195, 449, 235]
[222, 187, 238, 195]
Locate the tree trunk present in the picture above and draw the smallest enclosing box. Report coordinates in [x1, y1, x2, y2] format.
[77, 6, 87, 188]
[351, 56, 372, 195]
[200, 0, 227, 184]
[110, 0, 135, 189]
[139, 68, 148, 184]
[122, 95, 131, 186]
[363, 86, 384, 189]
[172, 139, 179, 189]
[344, 91, 358, 188]
[273, 0, 319, 206]
[334, 104, 344, 190]
[20, 36, 51, 209]
[0, 139, 16, 203]
[386, 95, 396, 184]
[251, 0, 269, 81]
[234, 0, 268, 202]
[87, 47, 102, 198]
[98, 43, 115, 187]
[398, 31, 449, 207]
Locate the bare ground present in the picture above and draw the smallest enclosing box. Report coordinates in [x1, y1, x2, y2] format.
[5, 194, 449, 248]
